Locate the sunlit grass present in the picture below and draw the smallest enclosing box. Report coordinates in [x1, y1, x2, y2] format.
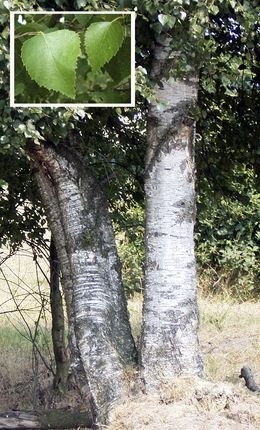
[0, 249, 259, 417]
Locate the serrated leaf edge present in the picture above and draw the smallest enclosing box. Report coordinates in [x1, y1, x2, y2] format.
[84, 21, 125, 72]
[21, 30, 81, 99]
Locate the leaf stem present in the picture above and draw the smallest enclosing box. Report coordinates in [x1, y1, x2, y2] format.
[111, 16, 124, 24]
[15, 32, 43, 39]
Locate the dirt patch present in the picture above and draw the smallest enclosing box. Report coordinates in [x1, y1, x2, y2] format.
[108, 376, 260, 430]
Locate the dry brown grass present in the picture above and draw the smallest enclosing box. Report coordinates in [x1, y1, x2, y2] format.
[0, 249, 52, 410]
[199, 297, 260, 384]
[107, 376, 260, 429]
[110, 294, 260, 429]
[0, 252, 259, 429]
[127, 294, 260, 386]
[127, 293, 143, 345]
[0, 248, 49, 315]
[0, 343, 39, 409]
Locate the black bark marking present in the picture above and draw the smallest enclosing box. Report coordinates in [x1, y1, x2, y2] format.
[175, 200, 196, 224]
[146, 101, 196, 176]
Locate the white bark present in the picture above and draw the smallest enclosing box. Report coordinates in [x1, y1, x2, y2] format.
[141, 38, 203, 389]
[30, 148, 88, 391]
[29, 144, 136, 425]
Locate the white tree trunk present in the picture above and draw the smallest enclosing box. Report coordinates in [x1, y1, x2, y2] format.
[141, 38, 203, 389]
[29, 143, 136, 426]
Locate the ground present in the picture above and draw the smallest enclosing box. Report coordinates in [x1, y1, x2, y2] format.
[108, 376, 260, 429]
[0, 249, 259, 428]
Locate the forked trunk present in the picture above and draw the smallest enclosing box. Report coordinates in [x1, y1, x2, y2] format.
[141, 38, 203, 389]
[29, 143, 136, 426]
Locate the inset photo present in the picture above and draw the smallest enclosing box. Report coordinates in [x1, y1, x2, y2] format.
[10, 11, 135, 107]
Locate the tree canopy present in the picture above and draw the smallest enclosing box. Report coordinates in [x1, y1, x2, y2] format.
[0, 0, 259, 297]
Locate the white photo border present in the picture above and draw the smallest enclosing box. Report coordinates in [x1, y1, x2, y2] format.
[10, 11, 135, 108]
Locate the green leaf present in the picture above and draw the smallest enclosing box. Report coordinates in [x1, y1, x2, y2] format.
[76, 0, 88, 7]
[15, 22, 49, 35]
[229, 0, 237, 9]
[97, 14, 124, 22]
[105, 37, 131, 84]
[14, 81, 25, 96]
[0, 179, 8, 187]
[209, 5, 219, 15]
[21, 30, 80, 99]
[76, 14, 93, 26]
[119, 0, 132, 7]
[95, 89, 131, 103]
[84, 20, 125, 72]
[225, 88, 238, 97]
[158, 14, 176, 28]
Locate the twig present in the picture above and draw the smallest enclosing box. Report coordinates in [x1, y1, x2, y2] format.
[0, 308, 39, 315]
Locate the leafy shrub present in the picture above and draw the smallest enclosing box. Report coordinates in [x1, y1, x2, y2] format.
[116, 205, 144, 296]
[196, 172, 260, 298]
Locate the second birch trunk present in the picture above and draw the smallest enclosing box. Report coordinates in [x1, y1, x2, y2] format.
[141, 38, 203, 389]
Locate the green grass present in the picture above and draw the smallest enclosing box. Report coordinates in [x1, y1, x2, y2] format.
[0, 323, 52, 351]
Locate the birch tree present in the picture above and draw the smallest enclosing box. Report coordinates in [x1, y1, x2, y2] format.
[137, 0, 258, 390]
[28, 142, 137, 424]
[141, 37, 203, 388]
[0, 0, 259, 427]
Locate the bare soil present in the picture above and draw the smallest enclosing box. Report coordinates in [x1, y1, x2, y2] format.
[108, 376, 260, 430]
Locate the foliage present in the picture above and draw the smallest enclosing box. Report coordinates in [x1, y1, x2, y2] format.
[196, 184, 260, 298]
[116, 205, 144, 295]
[1, 2, 145, 252]
[15, 12, 131, 103]
[0, 0, 259, 298]
[0, 153, 47, 251]
[194, 3, 260, 297]
[21, 29, 81, 99]
[84, 19, 124, 71]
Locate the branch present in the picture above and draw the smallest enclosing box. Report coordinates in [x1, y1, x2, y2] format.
[0, 308, 38, 315]
[0, 409, 92, 429]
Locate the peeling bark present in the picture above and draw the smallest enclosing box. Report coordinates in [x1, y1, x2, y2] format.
[28, 143, 136, 426]
[141, 37, 203, 389]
